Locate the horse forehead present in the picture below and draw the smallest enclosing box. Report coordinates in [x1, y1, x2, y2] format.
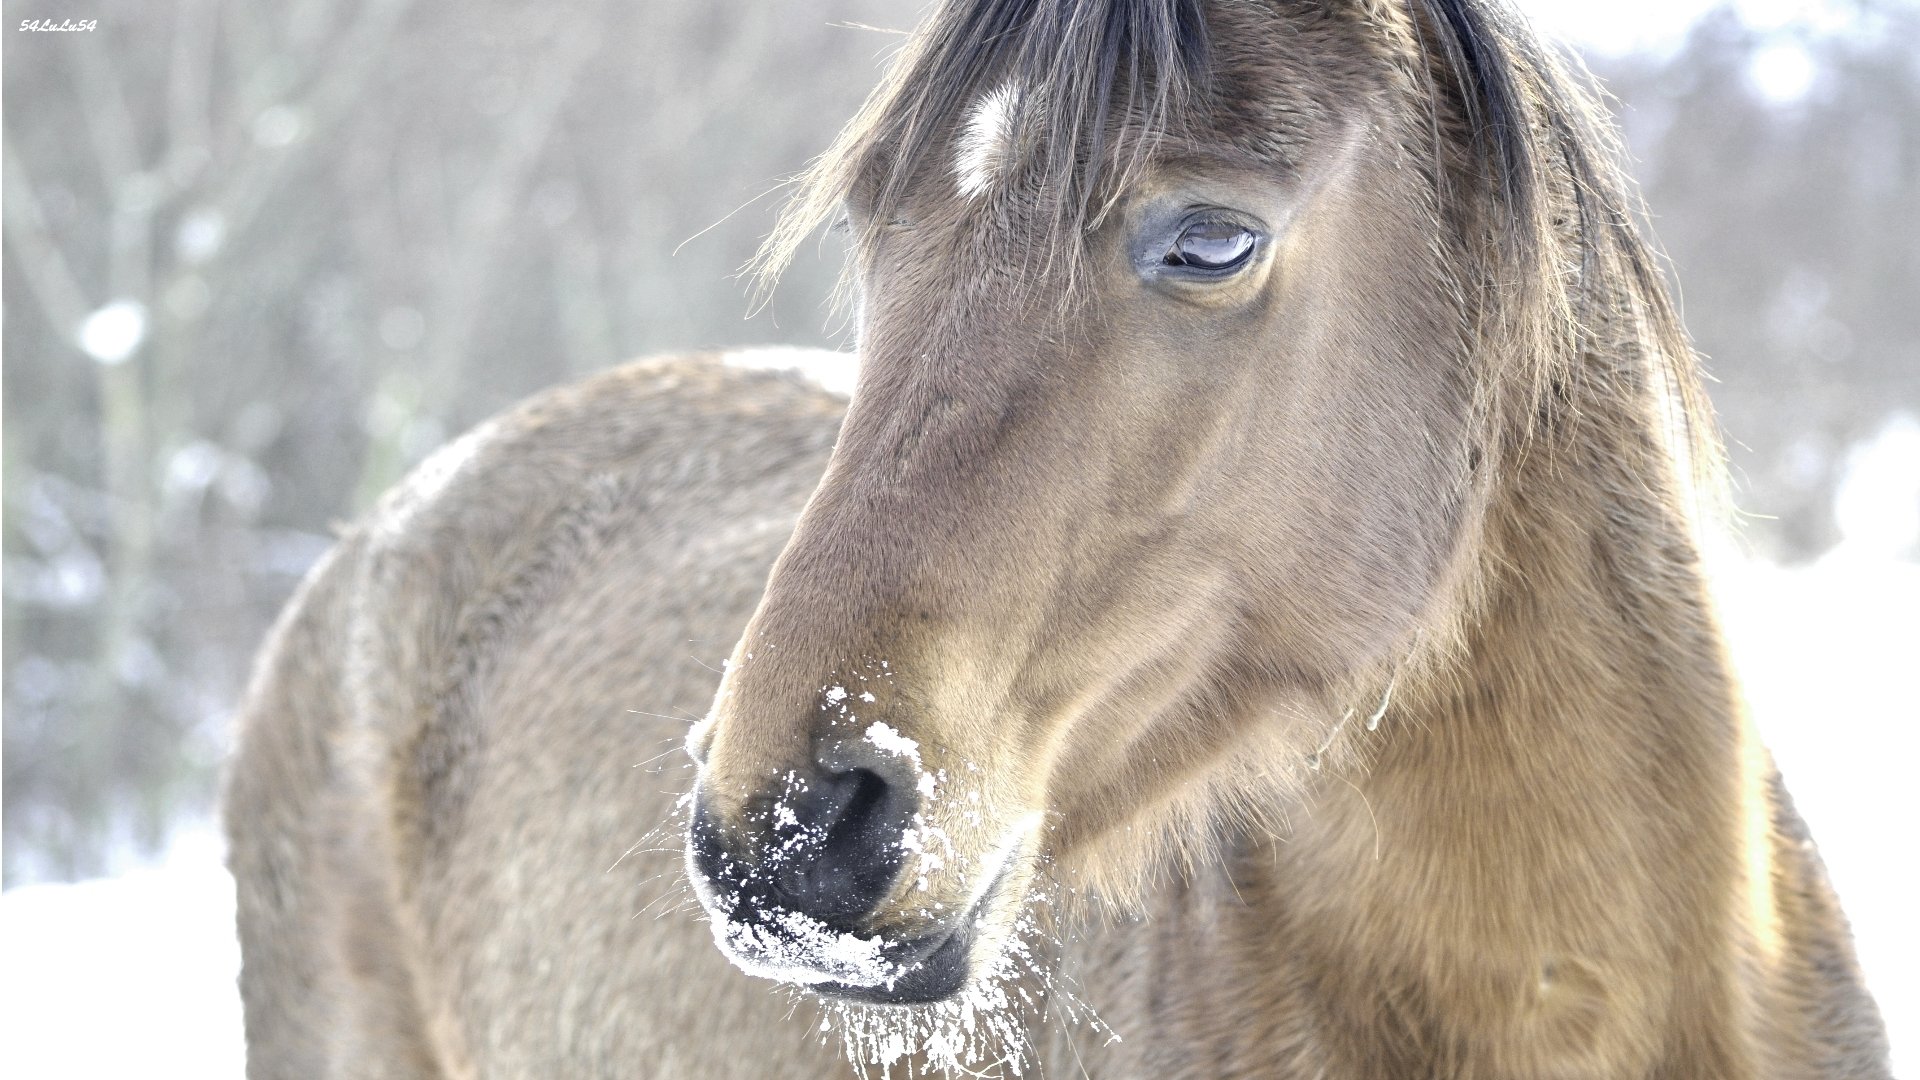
[953, 81, 1023, 200]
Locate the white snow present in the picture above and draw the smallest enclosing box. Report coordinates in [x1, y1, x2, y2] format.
[713, 903, 897, 988]
[1710, 555, 1920, 1075]
[822, 864, 1113, 1079]
[0, 827, 243, 1079]
[1746, 41, 1819, 104]
[864, 721, 921, 765]
[1832, 415, 1920, 556]
[721, 346, 858, 397]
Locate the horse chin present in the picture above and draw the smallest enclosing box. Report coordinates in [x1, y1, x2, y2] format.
[703, 907, 979, 1005]
[810, 917, 979, 1005]
[821, 831, 1038, 1005]
[696, 877, 1003, 1007]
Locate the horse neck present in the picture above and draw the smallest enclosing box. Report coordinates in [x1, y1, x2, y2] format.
[1438, 354, 1739, 799]
[1058, 392, 1767, 1074]
[1268, 345, 1761, 1068]
[1354, 345, 1748, 891]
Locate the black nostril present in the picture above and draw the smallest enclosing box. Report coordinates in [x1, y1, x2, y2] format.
[829, 767, 891, 848]
[689, 740, 923, 930]
[769, 764, 910, 924]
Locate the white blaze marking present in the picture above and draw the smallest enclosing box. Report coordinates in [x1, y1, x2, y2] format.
[953, 82, 1022, 199]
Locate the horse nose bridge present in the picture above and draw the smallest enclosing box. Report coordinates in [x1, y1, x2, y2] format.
[743, 436, 1055, 646]
[740, 333, 1081, 637]
[839, 310, 1063, 482]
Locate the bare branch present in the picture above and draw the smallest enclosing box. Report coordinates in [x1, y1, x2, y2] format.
[422, 20, 604, 389]
[67, 41, 156, 301]
[166, 0, 218, 181]
[65, 34, 147, 187]
[2, 138, 96, 338]
[208, 0, 419, 247]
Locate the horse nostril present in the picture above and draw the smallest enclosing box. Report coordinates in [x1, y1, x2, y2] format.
[825, 767, 890, 844]
[773, 764, 910, 924]
[690, 737, 923, 931]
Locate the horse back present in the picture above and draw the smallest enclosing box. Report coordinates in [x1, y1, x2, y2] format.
[225, 355, 858, 1079]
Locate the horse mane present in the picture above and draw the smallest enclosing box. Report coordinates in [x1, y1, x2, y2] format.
[1407, 0, 1721, 499]
[757, 0, 1721, 495]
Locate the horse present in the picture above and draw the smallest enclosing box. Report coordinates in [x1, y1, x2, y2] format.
[225, 0, 1893, 1076]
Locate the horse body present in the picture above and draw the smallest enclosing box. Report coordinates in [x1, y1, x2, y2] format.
[227, 352, 1886, 1079]
[226, 361, 853, 1078]
[228, 0, 1890, 1075]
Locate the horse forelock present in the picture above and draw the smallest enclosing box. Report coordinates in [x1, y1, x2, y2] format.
[758, 0, 1211, 291]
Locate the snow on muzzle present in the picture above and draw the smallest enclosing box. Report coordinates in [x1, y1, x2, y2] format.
[686, 720, 1030, 1004]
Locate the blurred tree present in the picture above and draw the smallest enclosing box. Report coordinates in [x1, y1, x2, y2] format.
[1593, 2, 1920, 558]
[2, 0, 915, 882]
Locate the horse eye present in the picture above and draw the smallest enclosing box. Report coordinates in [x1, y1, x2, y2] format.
[1164, 220, 1256, 272]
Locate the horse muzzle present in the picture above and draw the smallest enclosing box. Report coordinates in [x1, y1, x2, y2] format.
[685, 734, 998, 1003]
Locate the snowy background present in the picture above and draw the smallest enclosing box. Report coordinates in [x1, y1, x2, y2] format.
[4, 0, 1917, 1075]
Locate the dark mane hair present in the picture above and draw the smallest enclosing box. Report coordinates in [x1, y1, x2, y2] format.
[1405, 0, 1718, 488]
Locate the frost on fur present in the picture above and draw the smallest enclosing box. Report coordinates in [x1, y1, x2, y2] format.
[812, 882, 1117, 1079]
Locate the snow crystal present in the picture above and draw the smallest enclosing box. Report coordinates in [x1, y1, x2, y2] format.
[864, 721, 921, 764]
[721, 346, 859, 397]
[818, 871, 1117, 1079]
[713, 903, 896, 988]
[174, 208, 226, 265]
